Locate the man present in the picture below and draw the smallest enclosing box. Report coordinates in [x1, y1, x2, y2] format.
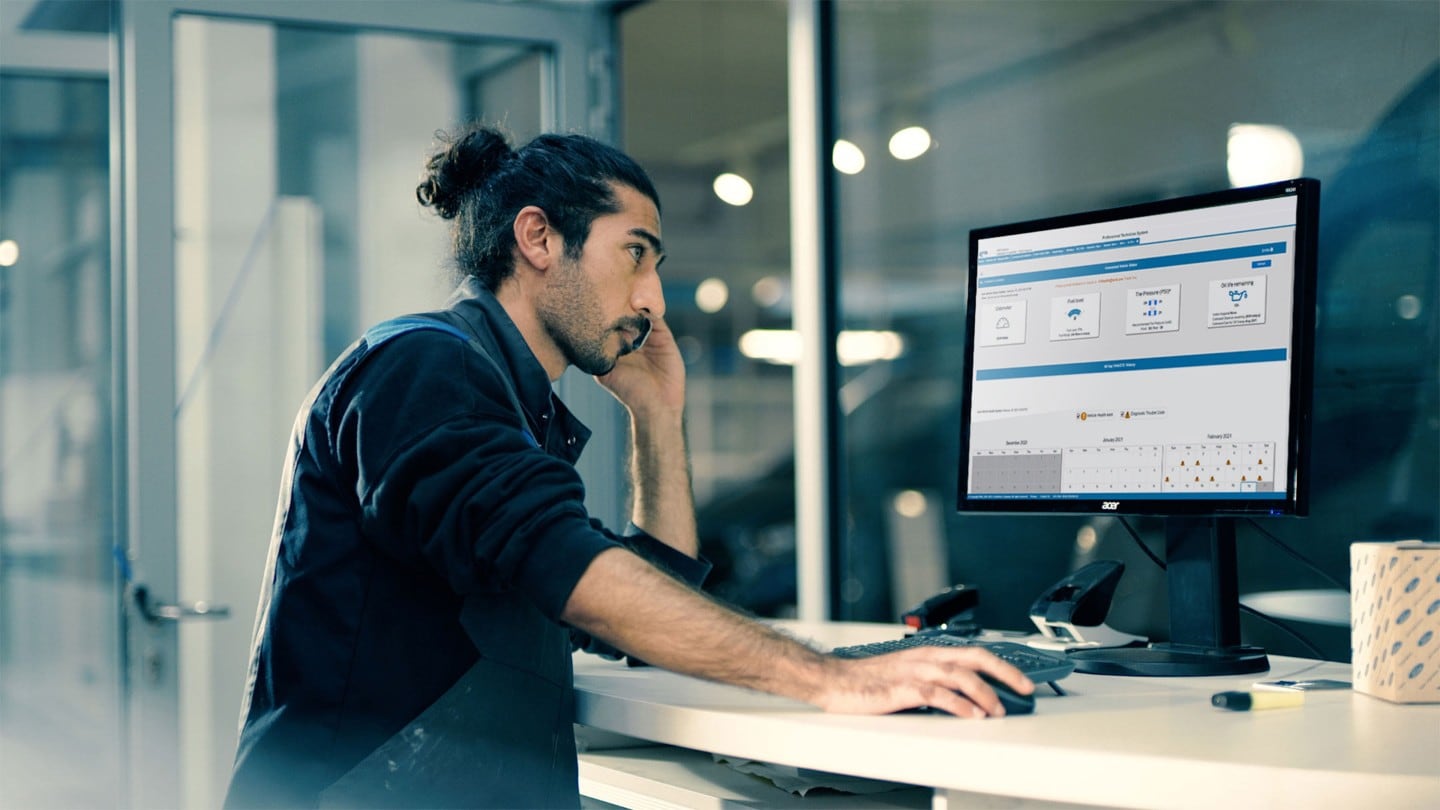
[225, 124, 1032, 809]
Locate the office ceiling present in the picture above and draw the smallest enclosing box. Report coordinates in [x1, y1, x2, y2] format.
[616, 0, 1194, 174]
[0, 0, 1201, 174]
[8, 0, 1434, 286]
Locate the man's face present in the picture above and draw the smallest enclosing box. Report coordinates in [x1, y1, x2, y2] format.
[537, 184, 665, 376]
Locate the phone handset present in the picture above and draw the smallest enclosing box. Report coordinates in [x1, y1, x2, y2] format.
[630, 317, 652, 352]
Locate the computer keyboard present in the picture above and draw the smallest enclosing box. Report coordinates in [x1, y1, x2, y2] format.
[830, 635, 1076, 685]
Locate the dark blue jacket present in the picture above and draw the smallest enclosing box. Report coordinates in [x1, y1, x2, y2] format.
[225, 280, 707, 809]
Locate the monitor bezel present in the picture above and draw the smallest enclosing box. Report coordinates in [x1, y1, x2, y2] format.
[957, 178, 1319, 518]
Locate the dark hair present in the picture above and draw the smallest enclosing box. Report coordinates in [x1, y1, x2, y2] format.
[416, 123, 661, 290]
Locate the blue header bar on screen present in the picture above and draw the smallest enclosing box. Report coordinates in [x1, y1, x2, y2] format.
[978, 242, 1288, 288]
[976, 348, 1287, 381]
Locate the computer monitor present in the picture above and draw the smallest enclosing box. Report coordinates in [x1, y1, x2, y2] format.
[957, 178, 1320, 676]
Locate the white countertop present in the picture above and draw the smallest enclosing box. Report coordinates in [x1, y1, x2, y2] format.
[573, 621, 1440, 809]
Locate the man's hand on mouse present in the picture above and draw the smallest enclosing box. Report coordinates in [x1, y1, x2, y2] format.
[814, 646, 1035, 718]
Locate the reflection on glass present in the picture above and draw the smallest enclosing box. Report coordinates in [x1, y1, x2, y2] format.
[713, 172, 755, 206]
[835, 1, 1438, 646]
[887, 126, 931, 161]
[1227, 124, 1304, 188]
[832, 139, 866, 175]
[0, 73, 119, 807]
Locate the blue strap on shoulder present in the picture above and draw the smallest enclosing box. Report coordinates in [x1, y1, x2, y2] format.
[362, 315, 472, 348]
[360, 315, 540, 448]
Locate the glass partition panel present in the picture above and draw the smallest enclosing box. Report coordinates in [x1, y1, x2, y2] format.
[0, 72, 119, 807]
[619, 0, 797, 616]
[171, 16, 545, 805]
[833, 0, 1438, 654]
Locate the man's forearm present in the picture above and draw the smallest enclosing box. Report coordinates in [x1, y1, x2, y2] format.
[564, 547, 828, 702]
[628, 411, 699, 557]
[565, 549, 1037, 719]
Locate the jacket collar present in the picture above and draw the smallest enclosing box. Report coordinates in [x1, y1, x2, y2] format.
[444, 277, 592, 460]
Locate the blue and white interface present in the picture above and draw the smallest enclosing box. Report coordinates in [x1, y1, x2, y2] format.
[965, 193, 1299, 501]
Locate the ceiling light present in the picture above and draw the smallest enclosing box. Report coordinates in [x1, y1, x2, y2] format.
[832, 139, 866, 175]
[713, 172, 754, 206]
[738, 329, 905, 366]
[738, 329, 801, 365]
[695, 278, 729, 313]
[0, 239, 18, 267]
[1396, 294, 1422, 320]
[751, 276, 785, 308]
[888, 126, 932, 160]
[892, 489, 928, 518]
[1227, 124, 1303, 188]
[837, 329, 905, 364]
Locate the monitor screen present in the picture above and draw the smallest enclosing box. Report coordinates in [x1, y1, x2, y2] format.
[959, 179, 1319, 517]
[957, 179, 1321, 677]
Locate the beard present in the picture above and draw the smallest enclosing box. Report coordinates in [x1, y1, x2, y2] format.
[538, 257, 647, 376]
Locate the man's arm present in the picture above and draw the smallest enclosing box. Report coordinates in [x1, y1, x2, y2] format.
[589, 317, 1027, 715]
[597, 314, 697, 556]
[562, 547, 1035, 718]
[625, 407, 697, 556]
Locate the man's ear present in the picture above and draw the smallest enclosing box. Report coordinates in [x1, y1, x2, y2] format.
[513, 205, 558, 272]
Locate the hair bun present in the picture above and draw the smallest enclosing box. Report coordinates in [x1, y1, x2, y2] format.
[416, 125, 514, 219]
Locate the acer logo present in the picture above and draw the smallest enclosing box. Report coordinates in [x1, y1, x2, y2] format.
[1101, 501, 1120, 511]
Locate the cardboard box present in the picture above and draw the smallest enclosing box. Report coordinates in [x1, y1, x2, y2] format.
[1351, 541, 1440, 703]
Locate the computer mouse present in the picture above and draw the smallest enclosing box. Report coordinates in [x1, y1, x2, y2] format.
[897, 675, 1036, 716]
[981, 673, 1036, 716]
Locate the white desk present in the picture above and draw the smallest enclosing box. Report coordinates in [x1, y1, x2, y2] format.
[573, 622, 1440, 810]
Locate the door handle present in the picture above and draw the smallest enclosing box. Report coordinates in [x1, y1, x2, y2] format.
[131, 584, 231, 623]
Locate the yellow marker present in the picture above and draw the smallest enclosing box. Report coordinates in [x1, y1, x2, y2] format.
[1211, 690, 1305, 711]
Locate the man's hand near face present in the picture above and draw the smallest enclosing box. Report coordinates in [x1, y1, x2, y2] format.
[596, 312, 685, 418]
[595, 314, 697, 557]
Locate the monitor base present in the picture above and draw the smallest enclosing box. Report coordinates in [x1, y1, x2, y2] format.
[1068, 643, 1269, 677]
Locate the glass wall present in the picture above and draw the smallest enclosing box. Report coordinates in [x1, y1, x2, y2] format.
[619, 0, 799, 616]
[169, 16, 549, 805]
[0, 73, 120, 807]
[832, 0, 1439, 657]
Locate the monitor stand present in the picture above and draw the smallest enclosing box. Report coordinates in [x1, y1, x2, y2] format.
[1067, 516, 1269, 677]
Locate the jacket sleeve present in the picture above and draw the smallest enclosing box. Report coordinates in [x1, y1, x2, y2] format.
[333, 331, 622, 622]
